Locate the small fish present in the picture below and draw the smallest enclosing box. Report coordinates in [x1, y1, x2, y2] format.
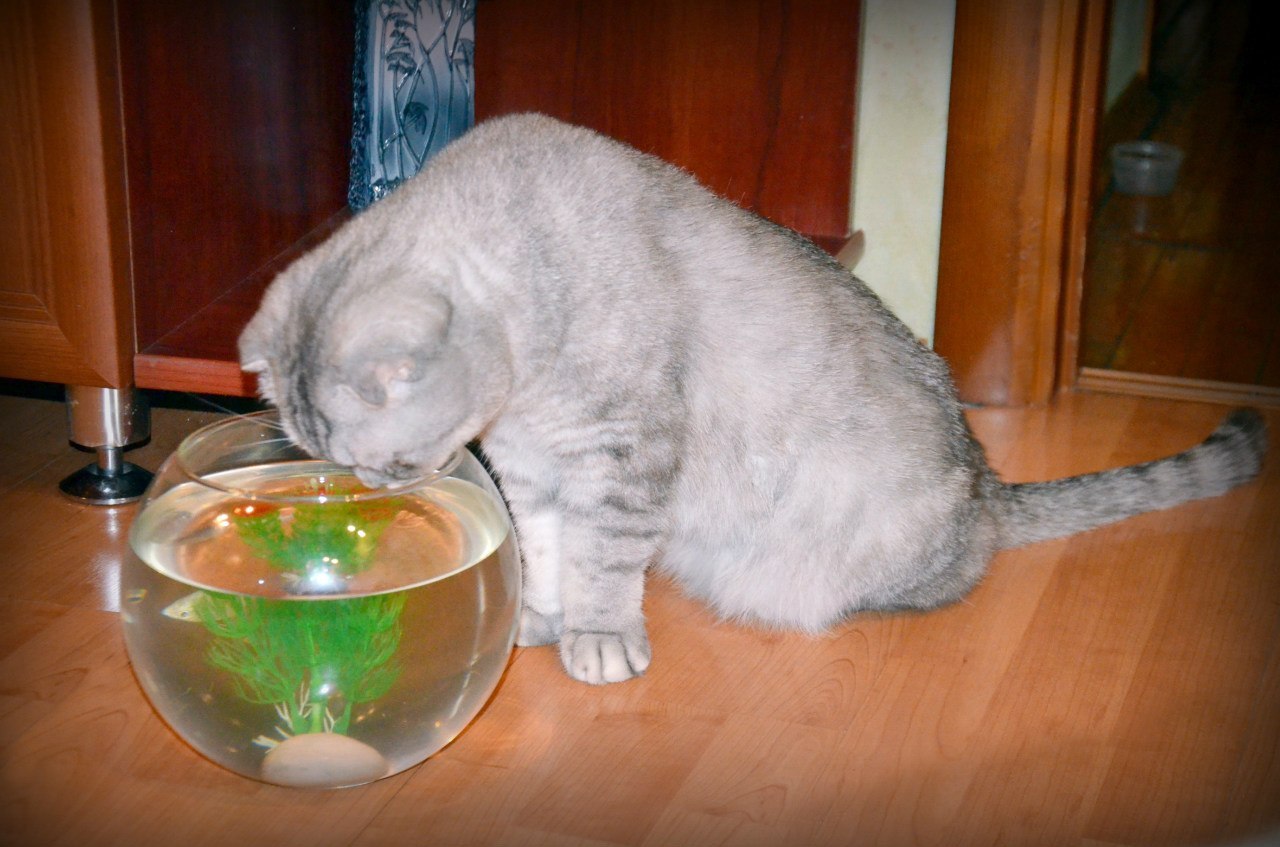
[162, 591, 206, 622]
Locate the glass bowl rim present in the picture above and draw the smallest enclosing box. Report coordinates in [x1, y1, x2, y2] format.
[174, 410, 462, 503]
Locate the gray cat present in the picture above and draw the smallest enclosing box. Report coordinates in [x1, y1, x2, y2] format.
[239, 113, 1267, 685]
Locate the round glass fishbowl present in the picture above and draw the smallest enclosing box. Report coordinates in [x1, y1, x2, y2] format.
[120, 411, 520, 789]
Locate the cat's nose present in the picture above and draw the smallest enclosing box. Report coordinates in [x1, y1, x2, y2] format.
[352, 465, 392, 489]
[386, 459, 419, 480]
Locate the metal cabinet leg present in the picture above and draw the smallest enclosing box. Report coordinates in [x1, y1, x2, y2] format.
[59, 385, 153, 505]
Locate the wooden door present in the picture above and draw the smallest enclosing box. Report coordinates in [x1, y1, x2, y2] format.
[934, 0, 1106, 407]
[0, 0, 134, 390]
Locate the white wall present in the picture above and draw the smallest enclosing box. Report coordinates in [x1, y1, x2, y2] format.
[841, 0, 955, 345]
[1105, 0, 1151, 108]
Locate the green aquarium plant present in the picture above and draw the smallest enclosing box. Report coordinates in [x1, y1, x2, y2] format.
[234, 494, 400, 576]
[184, 488, 409, 747]
[197, 591, 405, 741]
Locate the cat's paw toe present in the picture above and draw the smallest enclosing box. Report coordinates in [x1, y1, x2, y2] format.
[560, 628, 651, 684]
[516, 607, 563, 647]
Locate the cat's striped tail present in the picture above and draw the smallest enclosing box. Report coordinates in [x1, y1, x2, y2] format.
[993, 408, 1268, 550]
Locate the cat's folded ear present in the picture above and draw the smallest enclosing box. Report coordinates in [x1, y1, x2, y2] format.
[239, 266, 299, 375]
[238, 320, 279, 403]
[238, 316, 274, 378]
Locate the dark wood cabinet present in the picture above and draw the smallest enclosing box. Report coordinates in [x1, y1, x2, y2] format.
[474, 0, 860, 255]
[1, 0, 354, 399]
[2, 0, 859, 405]
[122, 0, 355, 396]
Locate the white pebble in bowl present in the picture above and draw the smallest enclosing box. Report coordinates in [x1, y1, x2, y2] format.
[261, 733, 391, 788]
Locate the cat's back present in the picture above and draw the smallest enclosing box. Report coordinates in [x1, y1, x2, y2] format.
[414, 113, 658, 205]
[407, 114, 960, 432]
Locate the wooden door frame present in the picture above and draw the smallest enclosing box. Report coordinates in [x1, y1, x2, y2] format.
[934, 0, 1107, 407]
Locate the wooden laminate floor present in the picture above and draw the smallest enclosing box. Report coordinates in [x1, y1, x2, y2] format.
[1, 390, 1278, 846]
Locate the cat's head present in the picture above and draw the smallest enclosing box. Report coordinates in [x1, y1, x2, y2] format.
[238, 256, 513, 488]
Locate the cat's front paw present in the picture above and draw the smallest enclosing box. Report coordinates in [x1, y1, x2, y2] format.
[516, 607, 563, 647]
[560, 627, 651, 685]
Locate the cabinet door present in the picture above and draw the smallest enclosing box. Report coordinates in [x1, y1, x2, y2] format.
[0, 0, 134, 389]
[475, 0, 860, 253]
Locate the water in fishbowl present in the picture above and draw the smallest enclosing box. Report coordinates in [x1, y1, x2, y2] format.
[121, 460, 520, 788]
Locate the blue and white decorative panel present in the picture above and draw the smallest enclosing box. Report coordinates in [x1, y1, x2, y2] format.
[349, 0, 476, 210]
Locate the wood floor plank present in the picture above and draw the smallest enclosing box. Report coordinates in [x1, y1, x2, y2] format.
[1107, 249, 1218, 377]
[0, 391, 1275, 846]
[0, 468, 138, 611]
[1179, 242, 1280, 387]
[0, 394, 70, 495]
[946, 522, 1187, 846]
[0, 606, 410, 847]
[350, 683, 581, 846]
[1079, 234, 1164, 370]
[0, 403, 224, 612]
[1225, 632, 1280, 841]
[815, 396, 1187, 846]
[1083, 431, 1280, 846]
[0, 599, 68, 663]
[638, 715, 844, 847]
[0, 604, 117, 739]
[505, 705, 721, 844]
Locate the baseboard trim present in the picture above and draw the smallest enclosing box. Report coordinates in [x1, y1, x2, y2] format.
[1077, 368, 1280, 408]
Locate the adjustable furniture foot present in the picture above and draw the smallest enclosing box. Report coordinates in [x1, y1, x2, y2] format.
[58, 385, 153, 506]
